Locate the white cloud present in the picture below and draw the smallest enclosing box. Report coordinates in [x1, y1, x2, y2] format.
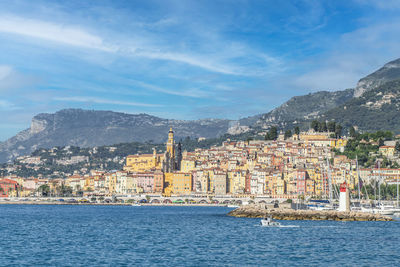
[0, 15, 116, 52]
[53, 96, 162, 107]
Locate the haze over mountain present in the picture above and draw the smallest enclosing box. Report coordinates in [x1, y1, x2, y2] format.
[1, 57, 400, 163]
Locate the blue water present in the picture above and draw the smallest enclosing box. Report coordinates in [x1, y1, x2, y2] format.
[0, 205, 399, 266]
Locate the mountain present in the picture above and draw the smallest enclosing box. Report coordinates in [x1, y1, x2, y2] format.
[354, 58, 400, 97]
[254, 58, 400, 131]
[3, 58, 400, 163]
[322, 79, 400, 133]
[254, 89, 354, 129]
[0, 109, 245, 163]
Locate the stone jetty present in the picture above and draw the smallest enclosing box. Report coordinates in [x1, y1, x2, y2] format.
[228, 204, 394, 221]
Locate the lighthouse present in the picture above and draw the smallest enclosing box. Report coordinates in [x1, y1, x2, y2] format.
[338, 182, 350, 212]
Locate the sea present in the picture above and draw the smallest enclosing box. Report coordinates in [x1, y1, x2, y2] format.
[0, 205, 399, 266]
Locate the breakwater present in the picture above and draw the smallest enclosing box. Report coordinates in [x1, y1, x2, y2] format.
[228, 204, 394, 221]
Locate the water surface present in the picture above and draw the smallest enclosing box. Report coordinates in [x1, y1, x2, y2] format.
[0, 205, 399, 266]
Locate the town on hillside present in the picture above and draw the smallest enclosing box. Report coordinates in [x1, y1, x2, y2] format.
[1, 124, 400, 203]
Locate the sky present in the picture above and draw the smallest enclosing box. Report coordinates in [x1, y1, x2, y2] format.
[1, 0, 400, 141]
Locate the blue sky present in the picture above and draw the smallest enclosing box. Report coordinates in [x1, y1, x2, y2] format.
[1, 0, 400, 141]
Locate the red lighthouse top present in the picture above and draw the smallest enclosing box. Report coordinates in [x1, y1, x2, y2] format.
[340, 182, 348, 192]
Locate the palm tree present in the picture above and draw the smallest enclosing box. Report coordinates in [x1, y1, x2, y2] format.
[38, 184, 50, 197]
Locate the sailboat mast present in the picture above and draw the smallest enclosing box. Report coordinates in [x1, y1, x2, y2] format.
[320, 166, 326, 199]
[356, 155, 361, 201]
[327, 158, 333, 205]
[397, 174, 399, 208]
[378, 161, 381, 206]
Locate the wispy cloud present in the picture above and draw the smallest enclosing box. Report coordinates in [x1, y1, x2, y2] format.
[135, 50, 239, 75]
[0, 14, 280, 77]
[288, 18, 400, 92]
[54, 96, 163, 107]
[354, 0, 400, 9]
[0, 15, 116, 52]
[0, 99, 19, 110]
[128, 79, 210, 98]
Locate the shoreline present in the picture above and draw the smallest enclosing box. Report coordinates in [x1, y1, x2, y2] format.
[0, 201, 229, 207]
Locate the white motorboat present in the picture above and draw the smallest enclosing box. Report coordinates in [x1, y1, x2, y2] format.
[227, 205, 239, 208]
[375, 208, 394, 216]
[261, 217, 281, 227]
[361, 206, 394, 215]
[131, 203, 141, 206]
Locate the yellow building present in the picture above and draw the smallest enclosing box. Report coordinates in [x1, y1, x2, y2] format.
[164, 172, 192, 196]
[228, 170, 246, 194]
[106, 172, 117, 195]
[181, 157, 196, 173]
[331, 138, 347, 149]
[379, 146, 395, 157]
[275, 177, 286, 195]
[84, 176, 95, 191]
[124, 148, 163, 172]
[306, 179, 315, 195]
[299, 131, 330, 141]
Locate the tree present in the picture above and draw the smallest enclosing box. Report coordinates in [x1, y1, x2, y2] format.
[266, 127, 278, 140]
[327, 121, 336, 132]
[335, 124, 343, 138]
[284, 130, 292, 140]
[395, 141, 400, 152]
[349, 126, 356, 138]
[294, 126, 300, 135]
[311, 120, 319, 132]
[321, 121, 327, 132]
[378, 138, 384, 147]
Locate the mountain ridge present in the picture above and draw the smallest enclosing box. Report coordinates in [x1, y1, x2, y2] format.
[0, 109, 246, 162]
[2, 57, 400, 163]
[354, 58, 400, 97]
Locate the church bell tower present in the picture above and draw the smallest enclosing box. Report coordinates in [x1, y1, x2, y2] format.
[166, 127, 175, 159]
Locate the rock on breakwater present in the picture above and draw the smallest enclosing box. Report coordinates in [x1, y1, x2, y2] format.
[228, 204, 394, 221]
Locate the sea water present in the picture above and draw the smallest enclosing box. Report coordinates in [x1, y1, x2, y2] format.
[0, 205, 399, 266]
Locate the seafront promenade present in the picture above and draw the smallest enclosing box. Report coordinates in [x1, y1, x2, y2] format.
[228, 204, 394, 221]
[0, 195, 280, 205]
